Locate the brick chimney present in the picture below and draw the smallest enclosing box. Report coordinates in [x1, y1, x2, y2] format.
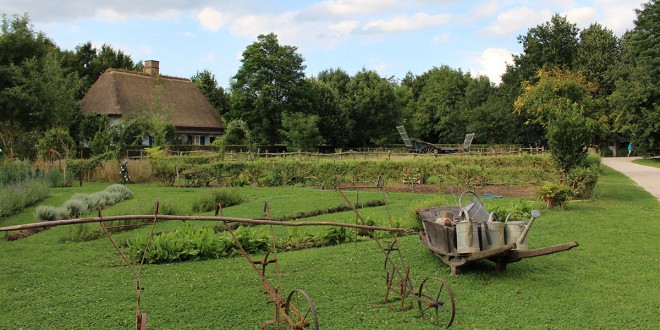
[144, 60, 160, 77]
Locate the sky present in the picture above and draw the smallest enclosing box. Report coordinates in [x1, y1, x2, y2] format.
[1, 0, 647, 87]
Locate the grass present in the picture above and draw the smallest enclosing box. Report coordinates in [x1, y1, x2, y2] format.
[0, 167, 658, 329]
[633, 157, 660, 168]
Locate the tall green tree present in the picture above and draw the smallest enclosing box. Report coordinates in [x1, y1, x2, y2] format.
[318, 68, 350, 96]
[191, 69, 230, 117]
[229, 33, 308, 145]
[344, 69, 399, 146]
[516, 68, 594, 172]
[412, 66, 469, 144]
[0, 14, 58, 158]
[306, 78, 352, 146]
[610, 0, 660, 156]
[61, 42, 135, 92]
[280, 112, 323, 152]
[500, 14, 582, 146]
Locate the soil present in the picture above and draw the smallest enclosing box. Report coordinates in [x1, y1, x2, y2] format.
[384, 183, 537, 198]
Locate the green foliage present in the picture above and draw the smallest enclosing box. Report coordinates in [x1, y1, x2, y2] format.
[191, 189, 244, 213]
[538, 181, 574, 208]
[280, 112, 323, 152]
[145, 146, 177, 186]
[546, 107, 592, 174]
[229, 33, 307, 145]
[0, 180, 50, 218]
[37, 127, 76, 159]
[345, 69, 400, 145]
[566, 166, 599, 199]
[129, 225, 270, 264]
[320, 226, 351, 246]
[212, 119, 257, 159]
[191, 70, 230, 116]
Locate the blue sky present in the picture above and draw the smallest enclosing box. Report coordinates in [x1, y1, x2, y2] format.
[1, 0, 646, 87]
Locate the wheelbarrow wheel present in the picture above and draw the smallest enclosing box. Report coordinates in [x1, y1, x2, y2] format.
[285, 289, 319, 330]
[416, 277, 455, 328]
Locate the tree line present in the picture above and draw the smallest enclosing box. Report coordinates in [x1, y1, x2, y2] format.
[0, 1, 658, 161]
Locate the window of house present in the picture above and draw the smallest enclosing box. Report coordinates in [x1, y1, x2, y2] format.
[194, 135, 201, 145]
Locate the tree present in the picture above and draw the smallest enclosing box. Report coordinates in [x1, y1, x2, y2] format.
[305, 78, 352, 146]
[500, 14, 581, 145]
[546, 107, 591, 174]
[61, 42, 136, 93]
[412, 66, 469, 144]
[191, 69, 230, 117]
[575, 23, 620, 98]
[344, 69, 400, 146]
[513, 14, 580, 84]
[229, 33, 308, 145]
[515, 68, 595, 172]
[610, 0, 660, 156]
[0, 14, 58, 158]
[318, 68, 351, 95]
[280, 112, 323, 152]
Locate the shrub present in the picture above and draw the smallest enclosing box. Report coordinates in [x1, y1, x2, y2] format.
[64, 199, 88, 218]
[566, 166, 599, 199]
[36, 205, 67, 221]
[105, 184, 134, 200]
[538, 181, 574, 208]
[0, 180, 50, 218]
[88, 191, 111, 209]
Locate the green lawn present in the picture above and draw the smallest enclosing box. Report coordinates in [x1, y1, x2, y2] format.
[634, 157, 660, 168]
[0, 167, 658, 329]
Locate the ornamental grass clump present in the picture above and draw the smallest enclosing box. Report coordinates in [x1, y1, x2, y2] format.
[35, 184, 134, 222]
[63, 199, 88, 218]
[36, 205, 68, 221]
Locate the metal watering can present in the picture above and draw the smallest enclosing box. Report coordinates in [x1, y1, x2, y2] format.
[455, 191, 488, 253]
[504, 210, 541, 250]
[481, 211, 505, 250]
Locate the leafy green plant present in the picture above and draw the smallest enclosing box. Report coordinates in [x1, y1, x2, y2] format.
[538, 181, 574, 208]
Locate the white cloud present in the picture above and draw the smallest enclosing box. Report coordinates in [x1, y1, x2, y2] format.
[595, 0, 645, 35]
[369, 61, 390, 75]
[481, 7, 552, 36]
[361, 12, 451, 33]
[198, 7, 232, 32]
[432, 32, 451, 43]
[470, 1, 500, 20]
[298, 0, 399, 21]
[477, 48, 513, 84]
[563, 6, 597, 27]
[96, 8, 128, 22]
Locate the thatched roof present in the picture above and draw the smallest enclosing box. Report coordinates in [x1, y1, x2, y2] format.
[81, 69, 224, 132]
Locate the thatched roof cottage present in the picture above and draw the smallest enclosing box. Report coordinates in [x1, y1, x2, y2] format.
[81, 60, 224, 145]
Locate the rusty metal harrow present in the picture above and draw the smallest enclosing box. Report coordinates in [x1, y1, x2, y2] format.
[337, 180, 456, 328]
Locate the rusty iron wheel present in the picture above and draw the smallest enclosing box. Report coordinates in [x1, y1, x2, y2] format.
[383, 244, 406, 303]
[416, 277, 455, 328]
[285, 289, 318, 330]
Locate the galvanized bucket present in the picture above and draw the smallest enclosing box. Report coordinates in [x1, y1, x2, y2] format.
[455, 221, 480, 253]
